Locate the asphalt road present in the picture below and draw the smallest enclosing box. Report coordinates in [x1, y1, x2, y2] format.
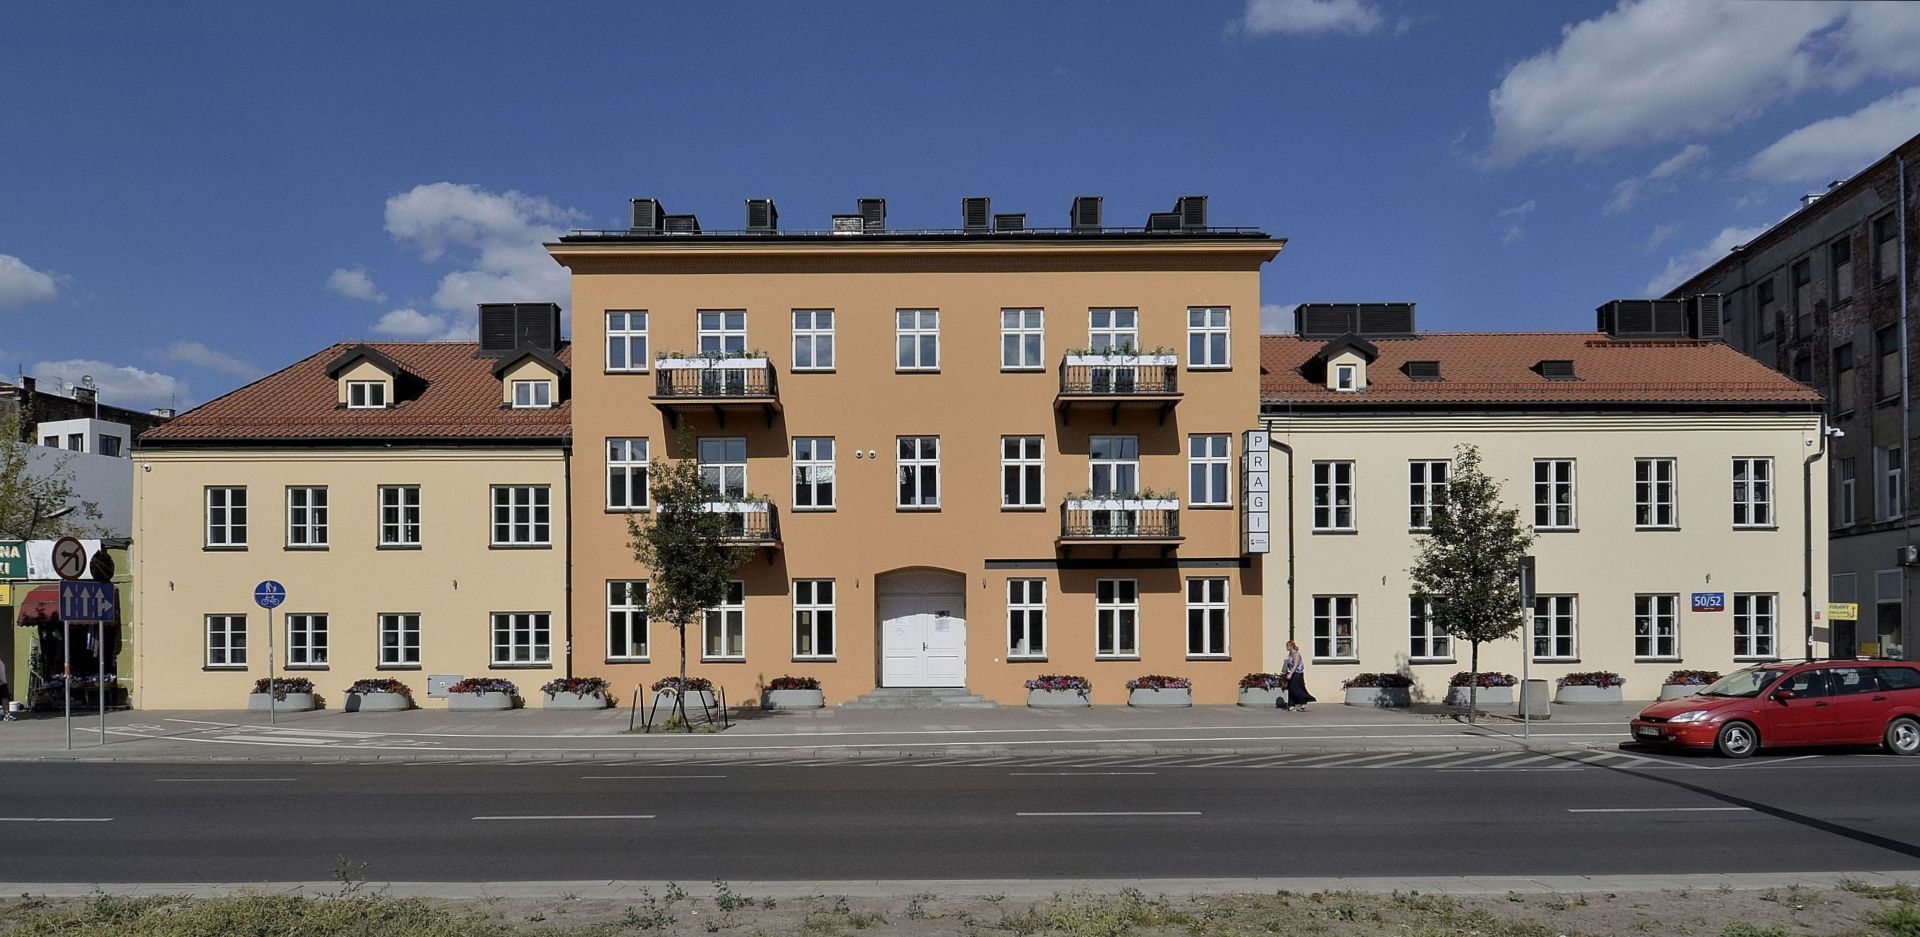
[5, 753, 1920, 882]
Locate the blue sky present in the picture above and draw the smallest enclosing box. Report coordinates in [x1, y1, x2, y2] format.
[4, 1, 1919, 409]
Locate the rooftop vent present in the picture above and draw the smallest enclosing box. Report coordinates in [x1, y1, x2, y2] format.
[630, 198, 666, 232]
[1689, 293, 1724, 341]
[963, 197, 991, 232]
[1403, 360, 1442, 381]
[479, 302, 563, 357]
[1146, 211, 1181, 232]
[1071, 195, 1103, 232]
[745, 198, 778, 232]
[858, 198, 886, 233]
[1535, 359, 1578, 381]
[1802, 193, 1824, 209]
[1176, 195, 1208, 230]
[832, 214, 864, 234]
[662, 213, 701, 233]
[149, 407, 176, 419]
[993, 212, 1026, 232]
[1596, 299, 1688, 338]
[1294, 302, 1418, 339]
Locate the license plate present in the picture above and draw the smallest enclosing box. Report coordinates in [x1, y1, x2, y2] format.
[1635, 726, 1662, 738]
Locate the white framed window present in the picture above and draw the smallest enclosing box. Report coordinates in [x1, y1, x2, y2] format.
[346, 381, 387, 409]
[792, 309, 835, 371]
[1634, 594, 1679, 660]
[703, 581, 746, 660]
[1186, 577, 1229, 658]
[1531, 595, 1577, 661]
[1088, 307, 1138, 352]
[897, 436, 940, 509]
[1001, 308, 1044, 370]
[1533, 459, 1576, 530]
[696, 437, 748, 500]
[605, 310, 648, 372]
[510, 380, 553, 409]
[896, 308, 939, 370]
[1312, 461, 1355, 531]
[286, 614, 329, 668]
[793, 579, 835, 659]
[1090, 435, 1141, 496]
[792, 437, 835, 510]
[1635, 458, 1677, 529]
[698, 309, 747, 356]
[286, 486, 329, 548]
[1187, 306, 1229, 368]
[1095, 578, 1139, 659]
[1733, 593, 1778, 660]
[379, 613, 421, 667]
[1881, 447, 1904, 520]
[607, 581, 648, 662]
[1008, 578, 1047, 660]
[1732, 457, 1774, 528]
[206, 486, 248, 548]
[1408, 597, 1452, 661]
[1836, 457, 1857, 528]
[205, 614, 246, 668]
[1408, 460, 1449, 530]
[1189, 434, 1231, 507]
[490, 485, 551, 546]
[607, 438, 649, 511]
[1001, 436, 1044, 509]
[1334, 363, 1358, 391]
[490, 611, 551, 666]
[378, 485, 420, 547]
[1312, 595, 1356, 661]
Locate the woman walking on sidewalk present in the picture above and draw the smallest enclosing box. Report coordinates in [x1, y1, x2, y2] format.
[1281, 640, 1315, 711]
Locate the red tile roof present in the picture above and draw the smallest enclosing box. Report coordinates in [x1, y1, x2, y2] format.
[1261, 333, 1821, 408]
[141, 342, 570, 443]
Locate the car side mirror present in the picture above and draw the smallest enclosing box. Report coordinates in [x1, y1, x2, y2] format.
[1773, 690, 1796, 703]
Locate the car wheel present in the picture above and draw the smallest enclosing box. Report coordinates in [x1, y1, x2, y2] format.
[1715, 721, 1758, 759]
[1886, 717, 1920, 756]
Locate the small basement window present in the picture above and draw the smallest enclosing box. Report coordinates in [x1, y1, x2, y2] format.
[346, 381, 388, 409]
[1536, 360, 1578, 381]
[1334, 363, 1359, 392]
[511, 380, 554, 409]
[1403, 360, 1443, 381]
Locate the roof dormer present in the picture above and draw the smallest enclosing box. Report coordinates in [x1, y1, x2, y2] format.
[494, 347, 570, 409]
[1309, 335, 1379, 393]
[326, 344, 407, 410]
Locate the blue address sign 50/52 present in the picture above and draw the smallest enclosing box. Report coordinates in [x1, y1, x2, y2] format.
[1691, 592, 1726, 612]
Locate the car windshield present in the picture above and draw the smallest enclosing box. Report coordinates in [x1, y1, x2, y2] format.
[1698, 667, 1781, 698]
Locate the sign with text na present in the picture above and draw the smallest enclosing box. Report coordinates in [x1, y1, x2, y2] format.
[0, 541, 23, 579]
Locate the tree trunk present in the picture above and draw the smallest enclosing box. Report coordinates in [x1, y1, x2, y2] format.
[675, 620, 691, 731]
[1468, 641, 1480, 726]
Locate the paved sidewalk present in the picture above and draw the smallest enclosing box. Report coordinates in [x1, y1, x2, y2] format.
[0, 699, 1644, 762]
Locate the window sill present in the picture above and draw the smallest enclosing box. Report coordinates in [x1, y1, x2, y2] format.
[896, 506, 941, 512]
[605, 658, 651, 665]
[376, 543, 423, 551]
[1008, 656, 1048, 663]
[1312, 657, 1359, 665]
[1534, 527, 1579, 534]
[1532, 658, 1580, 664]
[1879, 396, 1902, 408]
[1732, 525, 1780, 532]
[1002, 505, 1046, 512]
[489, 543, 554, 550]
[1187, 365, 1232, 372]
[1634, 657, 1682, 663]
[203, 545, 249, 552]
[1311, 528, 1358, 535]
[1635, 525, 1680, 532]
[792, 656, 837, 663]
[1095, 655, 1142, 662]
[603, 368, 651, 375]
[488, 663, 554, 670]
[376, 664, 423, 671]
[1734, 656, 1781, 663]
[284, 665, 329, 672]
[1000, 367, 1045, 373]
[1186, 654, 1232, 661]
[791, 506, 836, 513]
[791, 368, 837, 374]
[606, 506, 650, 514]
[284, 545, 330, 551]
[1408, 658, 1457, 665]
[203, 665, 248, 672]
[701, 657, 747, 664]
[895, 369, 941, 375]
[1189, 503, 1233, 510]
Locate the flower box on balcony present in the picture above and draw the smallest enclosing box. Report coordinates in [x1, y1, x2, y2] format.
[655, 357, 770, 370]
[1064, 353, 1179, 367]
[703, 500, 770, 514]
[1064, 498, 1181, 512]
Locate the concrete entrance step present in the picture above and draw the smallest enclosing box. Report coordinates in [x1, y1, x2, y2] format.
[839, 687, 1000, 709]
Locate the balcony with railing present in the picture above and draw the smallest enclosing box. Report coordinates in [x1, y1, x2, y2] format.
[1058, 496, 1182, 554]
[1055, 353, 1182, 424]
[703, 500, 781, 549]
[650, 354, 781, 427]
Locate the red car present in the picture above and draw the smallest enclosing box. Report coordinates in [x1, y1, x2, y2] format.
[1630, 660, 1920, 758]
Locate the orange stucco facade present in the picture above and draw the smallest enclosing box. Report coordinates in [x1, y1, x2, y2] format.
[551, 235, 1280, 705]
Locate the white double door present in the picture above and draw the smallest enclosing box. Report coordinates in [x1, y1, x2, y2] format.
[880, 595, 966, 688]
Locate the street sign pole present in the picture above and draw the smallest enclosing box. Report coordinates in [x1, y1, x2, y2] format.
[97, 620, 105, 746]
[62, 623, 71, 751]
[253, 581, 286, 726]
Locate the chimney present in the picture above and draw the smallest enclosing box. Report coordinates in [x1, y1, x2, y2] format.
[745, 198, 778, 232]
[1071, 196, 1103, 232]
[962, 197, 991, 232]
[858, 198, 886, 233]
[630, 198, 665, 232]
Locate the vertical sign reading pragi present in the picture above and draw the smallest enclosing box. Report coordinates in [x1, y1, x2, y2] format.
[1241, 430, 1271, 555]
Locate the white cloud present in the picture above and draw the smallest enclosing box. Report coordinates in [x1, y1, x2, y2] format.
[1498, 199, 1536, 244]
[160, 341, 261, 379]
[1242, 0, 1382, 36]
[371, 307, 474, 341]
[325, 266, 385, 302]
[0, 254, 60, 307]
[1486, 0, 1920, 165]
[30, 358, 189, 410]
[1746, 85, 1920, 182]
[1643, 222, 1683, 253]
[1260, 303, 1298, 333]
[1604, 143, 1710, 215]
[1644, 224, 1770, 296]
[381, 182, 581, 336]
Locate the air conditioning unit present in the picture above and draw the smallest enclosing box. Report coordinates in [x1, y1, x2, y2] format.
[831, 214, 864, 234]
[962, 197, 991, 232]
[1898, 544, 1920, 567]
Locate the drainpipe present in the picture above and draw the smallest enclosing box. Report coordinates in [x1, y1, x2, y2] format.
[1271, 432, 1297, 643]
[1900, 152, 1912, 661]
[563, 436, 575, 679]
[1806, 422, 1832, 660]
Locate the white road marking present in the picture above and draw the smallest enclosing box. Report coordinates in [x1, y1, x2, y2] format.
[1009, 772, 1158, 777]
[154, 778, 296, 783]
[580, 775, 728, 780]
[473, 815, 657, 821]
[0, 817, 111, 822]
[1566, 807, 1754, 813]
[1016, 811, 1201, 817]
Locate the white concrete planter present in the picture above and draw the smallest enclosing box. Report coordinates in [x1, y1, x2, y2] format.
[1238, 687, 1286, 708]
[248, 692, 315, 712]
[1659, 684, 1706, 701]
[446, 691, 514, 711]
[1344, 687, 1412, 708]
[1445, 686, 1515, 707]
[764, 689, 825, 710]
[1557, 685, 1624, 704]
[344, 691, 410, 712]
[654, 689, 717, 714]
[1065, 353, 1179, 367]
[541, 690, 610, 711]
[655, 357, 769, 370]
[1128, 687, 1192, 708]
[1027, 688, 1091, 708]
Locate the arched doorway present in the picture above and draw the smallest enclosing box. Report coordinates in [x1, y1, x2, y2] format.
[875, 569, 967, 688]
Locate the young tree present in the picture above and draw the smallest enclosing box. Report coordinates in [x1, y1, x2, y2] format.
[0, 402, 103, 541]
[625, 431, 754, 727]
[1409, 444, 1534, 723]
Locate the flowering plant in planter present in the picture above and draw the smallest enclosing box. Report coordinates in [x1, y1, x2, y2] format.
[1448, 671, 1518, 688]
[1025, 674, 1091, 691]
[540, 676, 610, 695]
[344, 678, 412, 700]
[767, 675, 821, 691]
[1342, 673, 1414, 689]
[447, 678, 518, 696]
[1558, 671, 1625, 688]
[1665, 669, 1721, 686]
[650, 676, 714, 693]
[251, 677, 314, 700]
[1240, 673, 1286, 690]
[1125, 675, 1191, 690]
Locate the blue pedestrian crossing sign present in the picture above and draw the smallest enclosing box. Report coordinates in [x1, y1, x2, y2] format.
[58, 580, 116, 623]
[253, 580, 287, 610]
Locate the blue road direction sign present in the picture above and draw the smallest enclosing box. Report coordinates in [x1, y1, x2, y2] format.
[59, 580, 116, 622]
[254, 580, 287, 610]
